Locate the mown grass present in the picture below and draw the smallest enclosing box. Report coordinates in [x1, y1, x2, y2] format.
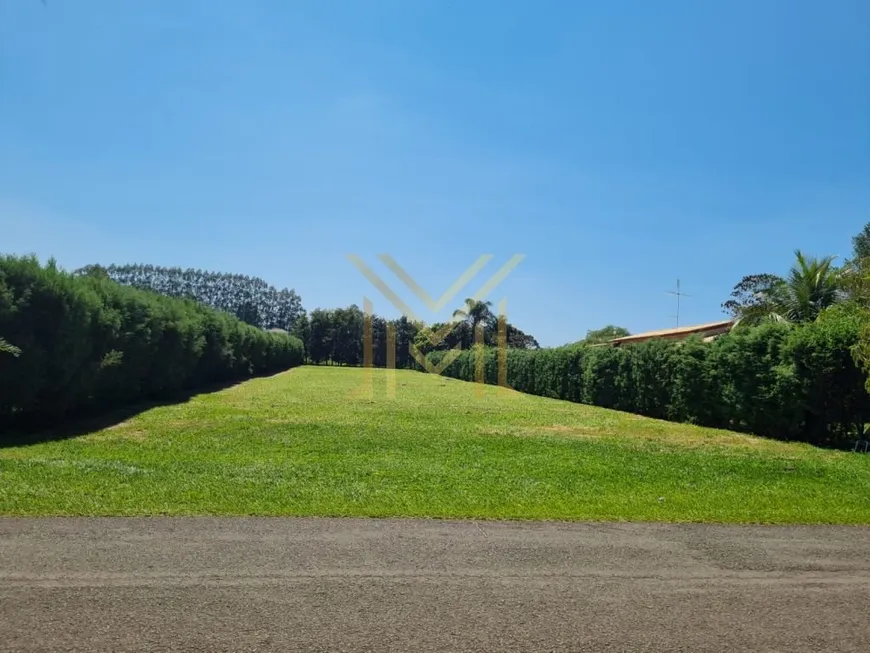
[2, 366, 870, 523]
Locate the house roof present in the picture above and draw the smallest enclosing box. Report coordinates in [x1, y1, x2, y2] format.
[607, 320, 734, 346]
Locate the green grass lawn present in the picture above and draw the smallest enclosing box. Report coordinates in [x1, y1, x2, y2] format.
[2, 366, 870, 523]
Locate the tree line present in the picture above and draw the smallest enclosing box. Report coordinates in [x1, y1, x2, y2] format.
[63, 266, 542, 367]
[0, 258, 543, 380]
[719, 222, 870, 326]
[292, 298, 540, 367]
[78, 264, 305, 332]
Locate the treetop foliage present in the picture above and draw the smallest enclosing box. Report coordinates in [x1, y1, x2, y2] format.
[853, 221, 870, 262]
[722, 251, 843, 325]
[583, 325, 630, 344]
[294, 303, 539, 368]
[77, 263, 304, 332]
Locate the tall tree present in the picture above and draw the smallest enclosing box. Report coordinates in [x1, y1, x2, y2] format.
[722, 273, 784, 320]
[505, 324, 540, 349]
[853, 221, 870, 262]
[452, 298, 494, 334]
[392, 316, 421, 368]
[840, 221, 870, 300]
[307, 309, 333, 365]
[291, 313, 311, 360]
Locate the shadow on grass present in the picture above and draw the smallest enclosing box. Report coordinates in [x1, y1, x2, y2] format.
[0, 373, 284, 449]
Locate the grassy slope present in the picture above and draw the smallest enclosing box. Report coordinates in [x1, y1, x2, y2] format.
[1, 366, 870, 522]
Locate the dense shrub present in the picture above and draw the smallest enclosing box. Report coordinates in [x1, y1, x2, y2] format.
[711, 323, 802, 439]
[788, 305, 870, 447]
[0, 256, 303, 430]
[428, 318, 870, 448]
[665, 336, 721, 425]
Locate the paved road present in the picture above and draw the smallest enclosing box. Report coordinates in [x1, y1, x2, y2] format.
[1, 518, 869, 652]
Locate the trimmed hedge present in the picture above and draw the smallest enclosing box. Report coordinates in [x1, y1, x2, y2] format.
[0, 255, 303, 430]
[429, 319, 870, 448]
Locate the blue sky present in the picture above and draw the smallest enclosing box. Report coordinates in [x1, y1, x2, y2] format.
[2, 0, 869, 346]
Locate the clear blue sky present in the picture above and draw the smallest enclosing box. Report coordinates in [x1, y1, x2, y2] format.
[2, 0, 868, 346]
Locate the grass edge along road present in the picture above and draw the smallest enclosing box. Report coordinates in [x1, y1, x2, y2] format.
[1, 366, 869, 523]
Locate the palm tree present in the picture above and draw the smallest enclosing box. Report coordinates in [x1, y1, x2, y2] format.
[0, 337, 20, 357]
[736, 250, 843, 325]
[452, 298, 494, 332]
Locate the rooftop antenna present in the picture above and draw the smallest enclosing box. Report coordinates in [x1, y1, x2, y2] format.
[666, 279, 691, 327]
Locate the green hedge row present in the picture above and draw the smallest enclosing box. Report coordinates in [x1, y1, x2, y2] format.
[429, 314, 870, 448]
[0, 256, 303, 430]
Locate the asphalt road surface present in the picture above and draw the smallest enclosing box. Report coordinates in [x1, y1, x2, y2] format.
[1, 518, 869, 652]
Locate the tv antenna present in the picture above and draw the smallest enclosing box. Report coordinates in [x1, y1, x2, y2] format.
[666, 279, 691, 327]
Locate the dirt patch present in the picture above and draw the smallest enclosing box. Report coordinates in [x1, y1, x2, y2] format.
[478, 425, 603, 439]
[106, 420, 134, 430]
[477, 423, 789, 452]
[85, 428, 148, 442]
[526, 425, 604, 438]
[120, 429, 148, 441]
[539, 425, 600, 434]
[624, 426, 778, 451]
